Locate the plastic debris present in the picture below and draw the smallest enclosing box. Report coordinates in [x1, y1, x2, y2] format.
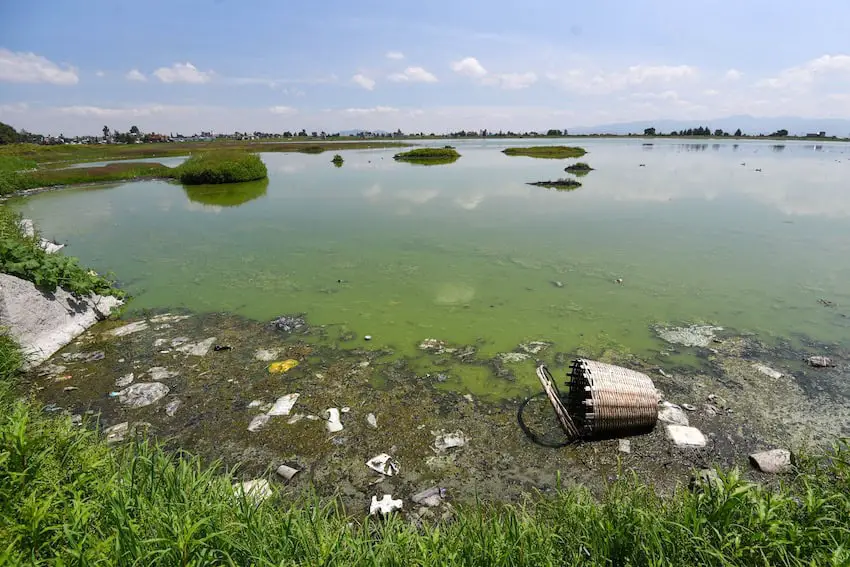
[247, 400, 264, 408]
[366, 453, 399, 476]
[658, 401, 689, 426]
[341, 406, 351, 413]
[370, 494, 403, 515]
[666, 425, 706, 448]
[325, 408, 344, 432]
[412, 487, 445, 507]
[268, 359, 300, 374]
[433, 430, 467, 452]
[115, 373, 134, 387]
[165, 399, 181, 417]
[618, 439, 631, 454]
[247, 414, 270, 432]
[103, 422, 129, 444]
[254, 348, 279, 362]
[234, 479, 272, 503]
[275, 464, 300, 481]
[366, 413, 378, 428]
[364, 335, 372, 341]
[267, 393, 300, 416]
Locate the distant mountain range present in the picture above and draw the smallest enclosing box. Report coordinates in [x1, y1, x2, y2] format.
[569, 115, 850, 137]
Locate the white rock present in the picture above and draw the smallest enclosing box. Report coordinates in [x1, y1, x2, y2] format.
[103, 422, 129, 444]
[433, 430, 467, 452]
[749, 449, 793, 474]
[287, 414, 304, 424]
[518, 341, 550, 355]
[149, 313, 191, 324]
[658, 402, 689, 426]
[118, 382, 170, 408]
[40, 240, 64, 253]
[498, 352, 530, 363]
[170, 336, 190, 347]
[247, 414, 270, 432]
[325, 408, 344, 433]
[106, 321, 149, 337]
[234, 479, 272, 503]
[148, 367, 177, 381]
[618, 439, 631, 454]
[366, 453, 399, 476]
[753, 364, 782, 379]
[341, 406, 351, 413]
[656, 325, 723, 348]
[176, 337, 216, 356]
[463, 394, 474, 403]
[253, 348, 279, 362]
[115, 372, 134, 387]
[153, 338, 167, 348]
[247, 400, 264, 408]
[412, 487, 444, 507]
[165, 399, 181, 417]
[666, 425, 706, 448]
[366, 413, 378, 428]
[268, 393, 300, 416]
[275, 464, 300, 481]
[370, 494, 403, 515]
[0, 273, 123, 369]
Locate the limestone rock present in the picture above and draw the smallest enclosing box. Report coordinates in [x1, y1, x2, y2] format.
[658, 402, 689, 426]
[807, 356, 835, 368]
[433, 430, 467, 452]
[248, 414, 270, 432]
[115, 373, 134, 387]
[176, 337, 216, 356]
[749, 449, 793, 474]
[0, 274, 123, 369]
[103, 422, 129, 444]
[118, 382, 169, 408]
[753, 364, 782, 379]
[666, 425, 706, 448]
[106, 321, 149, 337]
[412, 487, 445, 507]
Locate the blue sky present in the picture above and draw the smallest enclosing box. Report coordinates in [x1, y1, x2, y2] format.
[2, 0, 849, 135]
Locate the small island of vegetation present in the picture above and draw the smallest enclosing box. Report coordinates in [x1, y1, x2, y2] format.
[503, 146, 587, 159]
[528, 178, 582, 191]
[331, 154, 344, 167]
[174, 151, 268, 185]
[393, 147, 461, 165]
[564, 162, 594, 175]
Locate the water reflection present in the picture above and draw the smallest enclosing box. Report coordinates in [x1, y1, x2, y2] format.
[182, 178, 269, 208]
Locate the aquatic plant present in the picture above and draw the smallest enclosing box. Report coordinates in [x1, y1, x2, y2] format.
[528, 178, 582, 191]
[564, 162, 593, 173]
[503, 146, 587, 159]
[393, 147, 461, 165]
[331, 154, 344, 167]
[174, 151, 267, 185]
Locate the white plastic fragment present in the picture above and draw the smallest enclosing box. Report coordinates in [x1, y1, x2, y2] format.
[247, 414, 270, 432]
[366, 453, 399, 476]
[268, 393, 300, 416]
[341, 406, 351, 413]
[370, 494, 402, 515]
[433, 430, 467, 452]
[247, 400, 264, 408]
[366, 413, 378, 428]
[618, 439, 631, 454]
[165, 399, 181, 417]
[325, 408, 344, 432]
[234, 479, 273, 503]
[666, 425, 707, 448]
[275, 464, 300, 481]
[148, 367, 177, 381]
[254, 348, 279, 362]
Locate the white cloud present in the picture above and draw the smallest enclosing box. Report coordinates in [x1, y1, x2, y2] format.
[55, 105, 172, 118]
[387, 66, 438, 83]
[344, 106, 399, 115]
[451, 57, 487, 78]
[125, 69, 147, 82]
[0, 102, 29, 114]
[724, 69, 742, 81]
[757, 54, 850, 90]
[0, 48, 79, 84]
[386, 51, 405, 60]
[351, 73, 375, 90]
[703, 89, 719, 96]
[95, 71, 105, 78]
[549, 64, 698, 94]
[269, 106, 297, 115]
[490, 72, 537, 90]
[153, 62, 213, 84]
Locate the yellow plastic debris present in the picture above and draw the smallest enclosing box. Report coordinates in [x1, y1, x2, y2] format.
[268, 359, 299, 374]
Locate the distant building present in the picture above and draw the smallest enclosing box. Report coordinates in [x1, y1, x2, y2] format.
[806, 131, 827, 138]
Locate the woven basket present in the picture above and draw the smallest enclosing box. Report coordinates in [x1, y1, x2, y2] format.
[566, 359, 658, 439]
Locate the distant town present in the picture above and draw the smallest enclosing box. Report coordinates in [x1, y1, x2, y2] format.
[0, 120, 843, 146]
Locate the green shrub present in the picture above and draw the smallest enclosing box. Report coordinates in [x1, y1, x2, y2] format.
[503, 146, 587, 159]
[174, 151, 267, 185]
[393, 147, 461, 165]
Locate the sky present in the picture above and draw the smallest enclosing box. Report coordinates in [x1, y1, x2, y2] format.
[1, 0, 850, 135]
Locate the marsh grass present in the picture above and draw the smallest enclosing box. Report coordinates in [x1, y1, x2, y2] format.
[174, 151, 268, 185]
[0, 162, 171, 195]
[394, 147, 461, 165]
[528, 178, 583, 191]
[503, 146, 587, 159]
[565, 162, 594, 173]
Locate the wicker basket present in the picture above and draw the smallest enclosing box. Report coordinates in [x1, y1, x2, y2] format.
[566, 359, 658, 440]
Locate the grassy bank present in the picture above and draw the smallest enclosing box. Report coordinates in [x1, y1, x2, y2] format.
[393, 147, 461, 165]
[174, 151, 267, 185]
[0, 140, 410, 168]
[1, 162, 171, 195]
[503, 146, 587, 159]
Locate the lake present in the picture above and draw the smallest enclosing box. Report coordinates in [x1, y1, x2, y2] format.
[11, 138, 850, 398]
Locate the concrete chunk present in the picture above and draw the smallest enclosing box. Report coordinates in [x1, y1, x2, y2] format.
[666, 425, 706, 448]
[749, 449, 793, 474]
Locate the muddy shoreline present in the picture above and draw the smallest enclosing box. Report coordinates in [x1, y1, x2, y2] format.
[18, 308, 849, 515]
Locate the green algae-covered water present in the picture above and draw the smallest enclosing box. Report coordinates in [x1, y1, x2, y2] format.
[11, 138, 850, 397]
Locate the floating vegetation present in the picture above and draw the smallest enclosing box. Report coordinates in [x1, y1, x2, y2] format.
[175, 151, 268, 185]
[393, 147, 461, 166]
[331, 154, 344, 167]
[528, 178, 582, 191]
[503, 146, 587, 159]
[564, 162, 594, 176]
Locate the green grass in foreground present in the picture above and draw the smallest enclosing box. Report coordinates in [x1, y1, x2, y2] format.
[503, 146, 587, 159]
